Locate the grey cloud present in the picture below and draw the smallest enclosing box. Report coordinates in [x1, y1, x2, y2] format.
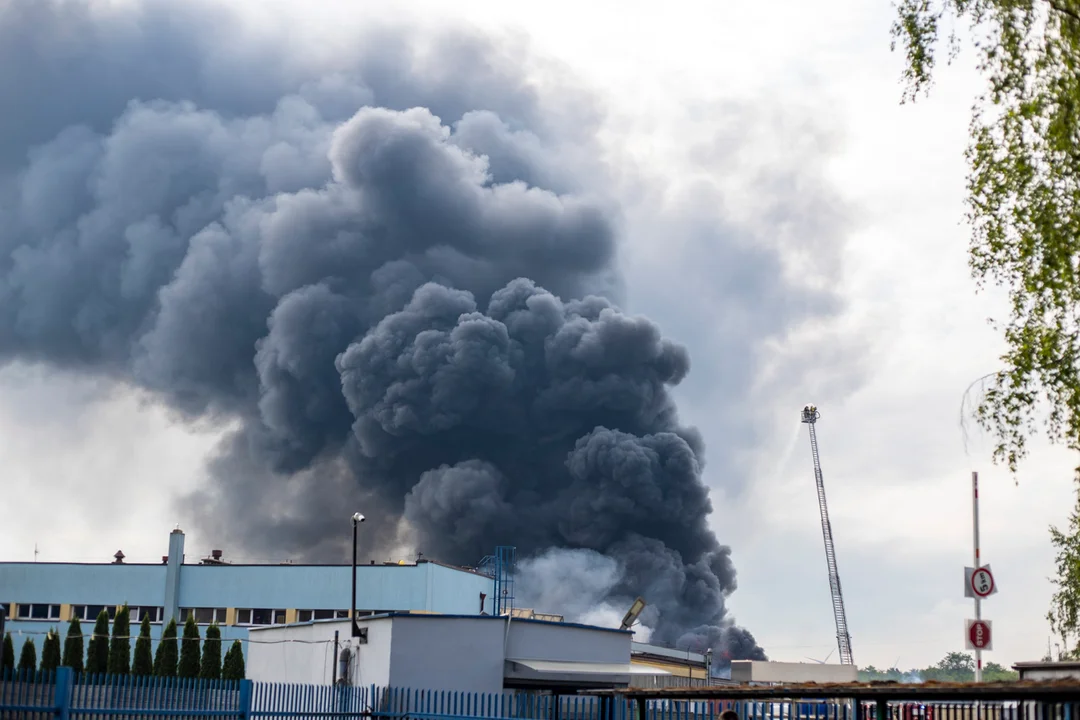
[334, 278, 756, 650]
[404, 460, 514, 562]
[0, 0, 863, 664]
[615, 96, 866, 512]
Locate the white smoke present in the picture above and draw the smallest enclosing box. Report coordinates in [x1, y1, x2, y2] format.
[516, 547, 655, 642]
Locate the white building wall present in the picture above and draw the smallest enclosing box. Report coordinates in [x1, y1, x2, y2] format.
[247, 621, 347, 685]
[730, 661, 858, 684]
[505, 620, 630, 663]
[246, 614, 634, 690]
[351, 618, 393, 688]
[246, 618, 393, 687]
[1015, 663, 1080, 681]
[387, 616, 505, 693]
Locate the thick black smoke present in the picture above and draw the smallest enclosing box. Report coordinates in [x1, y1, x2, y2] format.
[0, 0, 774, 659]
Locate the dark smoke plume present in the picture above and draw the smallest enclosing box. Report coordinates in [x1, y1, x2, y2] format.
[0, 0, 773, 660]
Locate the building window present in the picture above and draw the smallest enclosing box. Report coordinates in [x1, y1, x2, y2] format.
[297, 609, 350, 622]
[236, 608, 286, 626]
[73, 605, 103, 621]
[181, 608, 227, 625]
[72, 605, 119, 622]
[130, 606, 164, 623]
[16, 604, 61, 620]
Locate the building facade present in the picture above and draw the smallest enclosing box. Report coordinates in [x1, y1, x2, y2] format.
[629, 642, 710, 688]
[730, 660, 858, 684]
[0, 528, 493, 660]
[246, 613, 649, 693]
[1013, 660, 1080, 681]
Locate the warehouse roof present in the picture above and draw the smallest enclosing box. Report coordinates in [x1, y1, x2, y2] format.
[592, 679, 1080, 701]
[247, 610, 633, 635]
[0, 559, 485, 574]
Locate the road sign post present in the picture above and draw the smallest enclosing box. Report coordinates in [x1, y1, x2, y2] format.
[972, 471, 983, 681]
[964, 473, 1000, 681]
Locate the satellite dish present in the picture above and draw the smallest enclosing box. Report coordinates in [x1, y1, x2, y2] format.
[619, 597, 647, 631]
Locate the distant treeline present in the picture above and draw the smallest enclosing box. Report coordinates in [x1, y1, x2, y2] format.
[2, 605, 245, 679]
[859, 651, 1018, 683]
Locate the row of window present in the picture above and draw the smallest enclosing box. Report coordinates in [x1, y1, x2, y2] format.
[298, 609, 351, 622]
[4, 604, 388, 626]
[14, 604, 166, 623]
[179, 608, 288, 626]
[16, 604, 60, 621]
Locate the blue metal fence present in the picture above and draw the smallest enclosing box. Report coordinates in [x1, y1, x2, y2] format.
[5, 671, 823, 720]
[368, 687, 624, 720]
[7, 670, 993, 720]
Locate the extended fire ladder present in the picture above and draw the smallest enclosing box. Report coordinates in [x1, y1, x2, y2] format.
[800, 404, 854, 666]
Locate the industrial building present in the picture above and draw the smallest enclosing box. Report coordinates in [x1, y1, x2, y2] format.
[1013, 660, 1080, 681]
[2, 528, 729, 692]
[628, 643, 710, 688]
[730, 660, 858, 684]
[0, 528, 493, 659]
[246, 613, 672, 693]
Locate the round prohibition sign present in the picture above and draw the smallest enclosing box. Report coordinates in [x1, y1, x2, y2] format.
[971, 567, 995, 598]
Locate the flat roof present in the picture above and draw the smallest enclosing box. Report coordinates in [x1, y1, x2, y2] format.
[596, 680, 1080, 702]
[509, 659, 663, 676]
[0, 560, 484, 574]
[247, 611, 632, 635]
[1014, 661, 1080, 669]
[632, 642, 706, 664]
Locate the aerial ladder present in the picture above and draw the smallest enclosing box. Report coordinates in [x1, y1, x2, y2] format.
[800, 404, 854, 666]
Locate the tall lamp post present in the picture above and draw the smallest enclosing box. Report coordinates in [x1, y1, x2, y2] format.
[351, 512, 365, 638]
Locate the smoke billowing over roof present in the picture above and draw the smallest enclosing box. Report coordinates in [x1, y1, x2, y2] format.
[0, 0, 860, 664]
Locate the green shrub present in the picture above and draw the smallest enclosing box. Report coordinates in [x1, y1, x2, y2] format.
[132, 615, 153, 676]
[153, 618, 178, 677]
[221, 640, 245, 680]
[62, 617, 84, 672]
[41, 630, 61, 672]
[107, 605, 131, 675]
[86, 609, 110, 675]
[199, 623, 221, 680]
[177, 615, 200, 679]
[17, 638, 36, 673]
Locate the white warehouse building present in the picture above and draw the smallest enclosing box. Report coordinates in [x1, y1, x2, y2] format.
[730, 660, 858, 684]
[247, 612, 665, 693]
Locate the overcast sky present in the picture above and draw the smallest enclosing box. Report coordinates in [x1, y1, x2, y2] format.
[1, 0, 1074, 671]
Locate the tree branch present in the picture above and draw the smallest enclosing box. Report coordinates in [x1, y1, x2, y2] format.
[1044, 0, 1080, 25]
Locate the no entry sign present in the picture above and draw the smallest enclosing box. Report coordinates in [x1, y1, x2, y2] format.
[966, 619, 993, 651]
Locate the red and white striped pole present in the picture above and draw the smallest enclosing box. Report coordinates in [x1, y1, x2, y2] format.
[972, 471, 982, 682]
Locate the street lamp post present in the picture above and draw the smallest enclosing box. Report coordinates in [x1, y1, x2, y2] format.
[351, 513, 365, 638]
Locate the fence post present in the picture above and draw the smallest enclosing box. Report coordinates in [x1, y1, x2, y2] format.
[238, 679, 253, 720]
[54, 667, 73, 720]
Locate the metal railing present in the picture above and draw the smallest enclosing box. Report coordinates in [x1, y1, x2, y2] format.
[4, 671, 1079, 720]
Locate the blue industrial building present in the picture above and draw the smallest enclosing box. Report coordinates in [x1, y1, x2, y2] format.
[0, 528, 494, 660]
